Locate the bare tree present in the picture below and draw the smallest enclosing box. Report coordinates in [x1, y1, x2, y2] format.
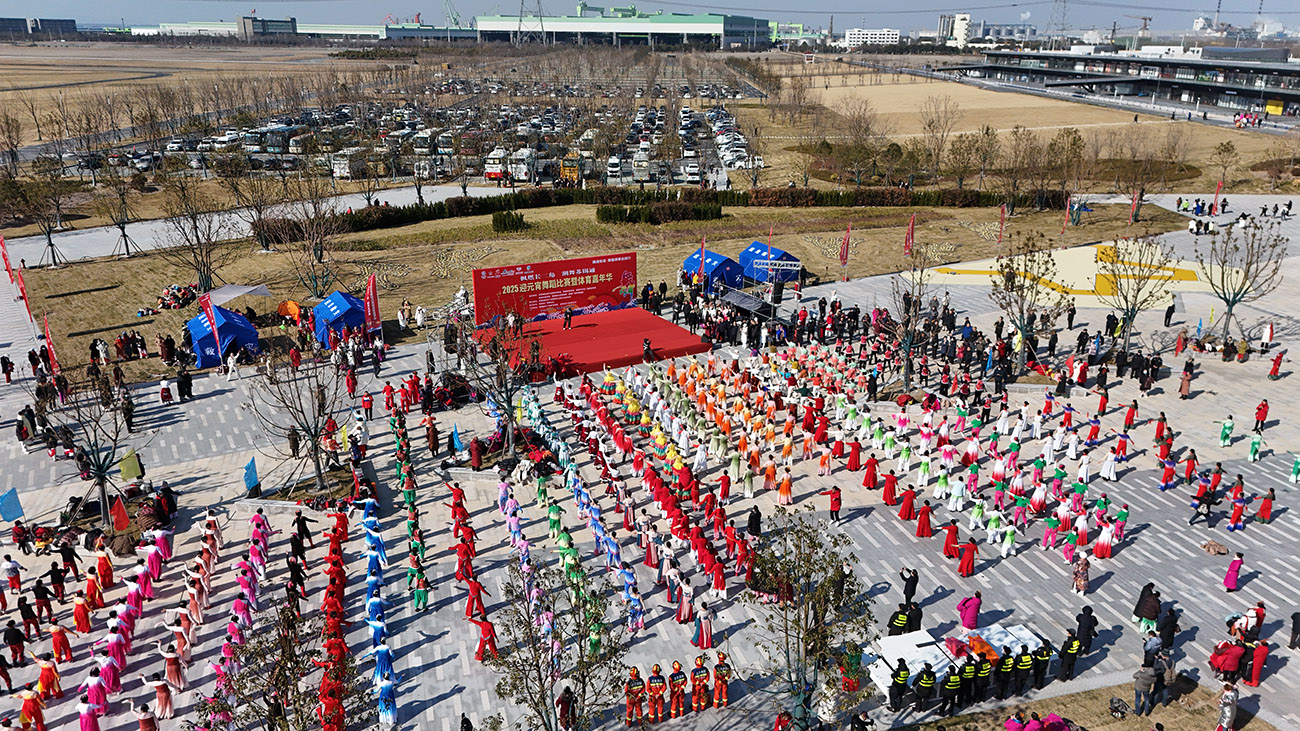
[269, 175, 345, 299]
[216, 155, 281, 251]
[974, 125, 1000, 191]
[1047, 127, 1085, 200]
[945, 132, 979, 190]
[0, 111, 22, 179]
[451, 310, 542, 459]
[1193, 220, 1288, 342]
[488, 559, 628, 731]
[1209, 140, 1238, 187]
[14, 157, 74, 266]
[1095, 234, 1178, 350]
[14, 87, 42, 141]
[998, 126, 1039, 216]
[744, 508, 876, 730]
[918, 95, 962, 185]
[156, 173, 236, 292]
[245, 342, 358, 493]
[90, 165, 140, 257]
[988, 232, 1072, 372]
[891, 239, 943, 391]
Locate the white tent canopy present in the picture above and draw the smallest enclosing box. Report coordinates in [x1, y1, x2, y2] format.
[208, 284, 272, 307]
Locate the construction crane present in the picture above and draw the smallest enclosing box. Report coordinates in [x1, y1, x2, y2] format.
[444, 0, 463, 27]
[1124, 14, 1152, 36]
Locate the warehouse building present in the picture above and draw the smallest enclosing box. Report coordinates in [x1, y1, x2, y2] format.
[474, 9, 770, 48]
[0, 17, 77, 36]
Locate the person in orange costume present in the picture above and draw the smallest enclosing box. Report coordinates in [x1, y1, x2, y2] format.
[668, 661, 688, 718]
[645, 664, 666, 723]
[623, 667, 645, 726]
[712, 652, 732, 708]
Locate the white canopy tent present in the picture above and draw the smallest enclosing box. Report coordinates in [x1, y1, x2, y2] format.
[207, 284, 272, 307]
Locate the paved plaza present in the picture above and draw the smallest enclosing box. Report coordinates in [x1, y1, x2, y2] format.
[0, 193, 1298, 731]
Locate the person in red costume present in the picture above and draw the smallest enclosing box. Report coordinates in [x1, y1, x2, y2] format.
[958, 539, 979, 577]
[941, 519, 961, 558]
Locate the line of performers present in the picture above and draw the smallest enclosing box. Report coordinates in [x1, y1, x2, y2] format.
[624, 653, 730, 725]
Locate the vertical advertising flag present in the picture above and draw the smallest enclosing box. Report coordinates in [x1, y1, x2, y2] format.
[839, 223, 851, 267]
[199, 292, 218, 340]
[903, 214, 916, 256]
[998, 204, 1006, 246]
[1213, 179, 1224, 212]
[1061, 194, 1072, 235]
[42, 315, 59, 375]
[1128, 190, 1140, 225]
[697, 236, 706, 275]
[363, 273, 382, 332]
[14, 269, 32, 323]
[0, 237, 12, 284]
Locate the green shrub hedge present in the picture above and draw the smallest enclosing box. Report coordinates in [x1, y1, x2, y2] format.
[491, 210, 528, 232]
[255, 186, 1063, 241]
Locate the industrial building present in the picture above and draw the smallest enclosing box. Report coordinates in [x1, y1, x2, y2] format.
[968, 21, 1037, 40]
[474, 7, 770, 48]
[0, 17, 77, 36]
[937, 13, 972, 48]
[956, 46, 1300, 116]
[840, 27, 902, 48]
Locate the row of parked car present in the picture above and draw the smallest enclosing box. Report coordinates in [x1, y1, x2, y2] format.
[706, 108, 763, 171]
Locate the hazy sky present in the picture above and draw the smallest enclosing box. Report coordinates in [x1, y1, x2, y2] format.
[39, 0, 1288, 35]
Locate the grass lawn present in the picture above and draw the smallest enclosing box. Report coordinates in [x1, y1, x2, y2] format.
[25, 200, 1182, 385]
[899, 677, 1275, 731]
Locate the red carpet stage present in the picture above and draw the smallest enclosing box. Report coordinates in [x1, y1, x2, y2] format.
[479, 308, 711, 375]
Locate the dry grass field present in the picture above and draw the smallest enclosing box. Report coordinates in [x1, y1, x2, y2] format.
[25, 200, 1182, 382]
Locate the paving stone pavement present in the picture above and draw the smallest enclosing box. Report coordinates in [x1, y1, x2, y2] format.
[3, 192, 1300, 731]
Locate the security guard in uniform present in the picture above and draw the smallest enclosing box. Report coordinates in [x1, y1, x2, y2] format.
[1032, 642, 1053, 689]
[888, 659, 910, 711]
[646, 664, 667, 722]
[712, 652, 732, 708]
[887, 603, 910, 636]
[668, 661, 689, 718]
[938, 666, 963, 715]
[912, 661, 937, 712]
[690, 655, 711, 711]
[959, 656, 978, 706]
[995, 646, 1016, 699]
[1057, 630, 1082, 681]
[974, 652, 993, 701]
[1014, 645, 1035, 695]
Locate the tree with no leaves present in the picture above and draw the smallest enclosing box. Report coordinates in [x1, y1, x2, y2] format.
[216, 154, 282, 252]
[1193, 219, 1288, 342]
[1209, 140, 1238, 187]
[988, 232, 1072, 372]
[998, 126, 1039, 216]
[1095, 234, 1178, 350]
[90, 165, 140, 257]
[744, 508, 876, 730]
[918, 95, 962, 184]
[487, 558, 628, 731]
[890, 238, 943, 392]
[945, 132, 979, 190]
[0, 111, 22, 179]
[156, 173, 236, 292]
[266, 175, 344, 299]
[244, 340, 359, 493]
[450, 310, 542, 459]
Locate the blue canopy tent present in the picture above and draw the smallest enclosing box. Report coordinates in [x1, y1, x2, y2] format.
[186, 306, 260, 369]
[313, 291, 366, 347]
[682, 249, 742, 294]
[739, 241, 801, 283]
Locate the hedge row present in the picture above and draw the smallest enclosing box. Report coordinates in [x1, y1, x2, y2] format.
[255, 186, 1065, 241]
[595, 202, 724, 224]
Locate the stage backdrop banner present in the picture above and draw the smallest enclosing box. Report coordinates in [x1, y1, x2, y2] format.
[472, 253, 636, 325]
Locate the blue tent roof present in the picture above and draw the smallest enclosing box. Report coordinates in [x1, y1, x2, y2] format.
[313, 291, 366, 347]
[739, 241, 800, 283]
[682, 249, 742, 293]
[186, 305, 260, 369]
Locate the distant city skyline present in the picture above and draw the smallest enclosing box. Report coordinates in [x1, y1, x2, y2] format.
[32, 0, 1290, 34]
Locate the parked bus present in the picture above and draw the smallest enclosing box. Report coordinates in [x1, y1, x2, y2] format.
[288, 132, 315, 155]
[578, 128, 599, 159]
[483, 147, 509, 180]
[242, 126, 273, 153]
[384, 128, 416, 150]
[332, 147, 368, 179]
[265, 125, 305, 154]
[632, 151, 651, 182]
[412, 130, 435, 155]
[436, 131, 456, 156]
[509, 148, 538, 182]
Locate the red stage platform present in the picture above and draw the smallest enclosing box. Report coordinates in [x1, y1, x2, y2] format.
[480, 308, 711, 375]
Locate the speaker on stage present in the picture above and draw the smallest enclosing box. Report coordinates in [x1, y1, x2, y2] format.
[772, 280, 785, 305]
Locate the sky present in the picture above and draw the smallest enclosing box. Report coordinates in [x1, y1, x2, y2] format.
[40, 0, 1292, 35]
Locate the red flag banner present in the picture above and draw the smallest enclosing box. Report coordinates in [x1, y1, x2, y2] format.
[110, 496, 130, 531]
[1213, 179, 1224, 212]
[839, 223, 851, 267]
[42, 315, 59, 375]
[903, 215, 915, 256]
[997, 204, 1006, 245]
[198, 292, 219, 342]
[697, 236, 706, 275]
[363, 273, 382, 332]
[1128, 190, 1140, 225]
[14, 269, 32, 323]
[0, 237, 12, 284]
[1061, 194, 1072, 235]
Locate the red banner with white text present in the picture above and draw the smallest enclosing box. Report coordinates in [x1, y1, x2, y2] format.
[0, 237, 12, 284]
[472, 253, 637, 326]
[14, 269, 32, 322]
[42, 315, 59, 375]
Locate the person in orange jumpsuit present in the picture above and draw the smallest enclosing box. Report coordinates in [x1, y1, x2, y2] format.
[623, 667, 645, 726]
[646, 664, 666, 723]
[668, 661, 688, 718]
[712, 652, 732, 708]
[690, 656, 710, 711]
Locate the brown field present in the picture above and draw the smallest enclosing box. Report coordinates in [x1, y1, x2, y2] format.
[25, 201, 1182, 383]
[901, 678, 1276, 731]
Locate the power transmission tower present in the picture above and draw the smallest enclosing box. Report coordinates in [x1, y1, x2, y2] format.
[515, 0, 546, 45]
[1049, 0, 1070, 49]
